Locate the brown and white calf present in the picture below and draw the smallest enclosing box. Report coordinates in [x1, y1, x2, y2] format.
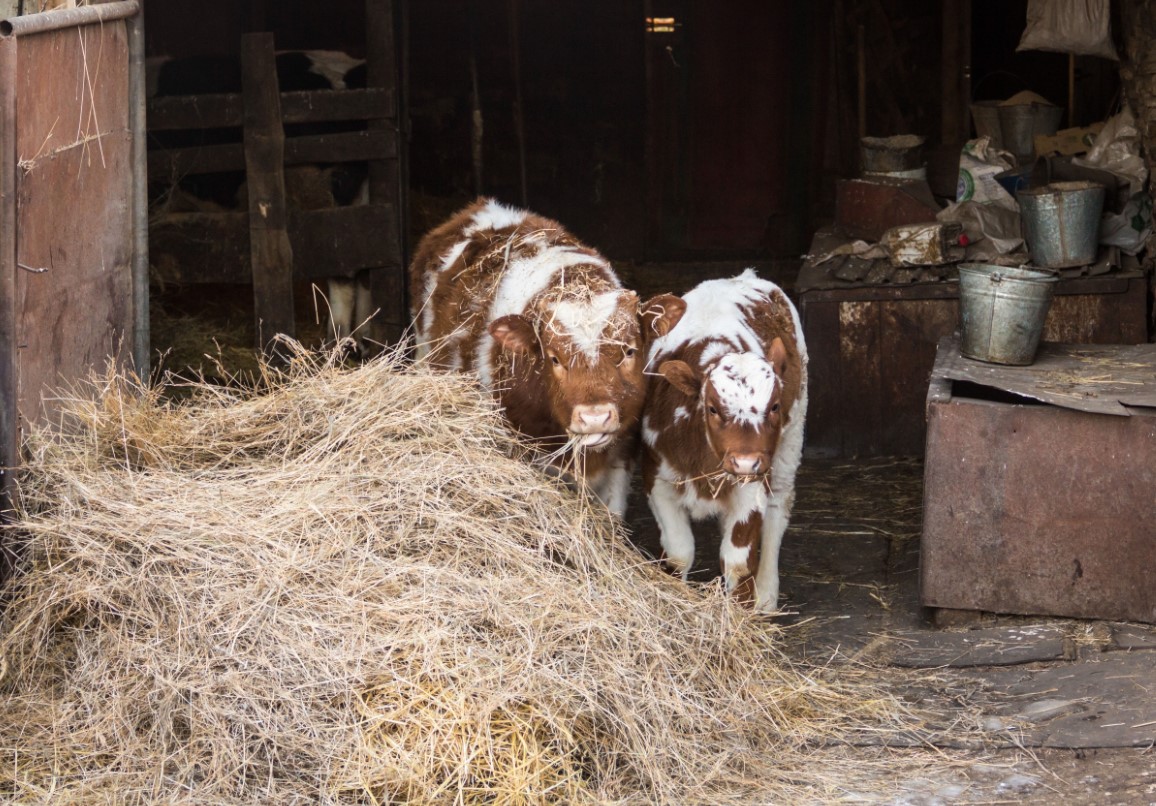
[410, 198, 685, 515]
[641, 270, 808, 612]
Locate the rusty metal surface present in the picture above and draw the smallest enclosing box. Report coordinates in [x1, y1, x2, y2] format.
[933, 337, 1156, 416]
[798, 276, 1150, 459]
[921, 340, 1156, 624]
[12, 22, 134, 430]
[834, 178, 941, 242]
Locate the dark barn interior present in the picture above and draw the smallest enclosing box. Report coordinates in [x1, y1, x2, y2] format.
[3, 0, 1156, 800]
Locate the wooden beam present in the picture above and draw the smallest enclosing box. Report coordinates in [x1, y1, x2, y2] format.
[241, 32, 295, 350]
[147, 87, 395, 132]
[366, 0, 407, 346]
[149, 204, 402, 285]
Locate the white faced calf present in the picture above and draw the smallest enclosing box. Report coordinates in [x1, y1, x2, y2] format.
[410, 197, 685, 515]
[642, 270, 808, 612]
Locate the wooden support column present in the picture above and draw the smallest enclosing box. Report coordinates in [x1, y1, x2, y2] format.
[241, 32, 296, 351]
[366, 0, 406, 346]
[941, 0, 971, 145]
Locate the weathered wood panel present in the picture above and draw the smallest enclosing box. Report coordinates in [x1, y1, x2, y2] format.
[149, 204, 401, 284]
[147, 87, 395, 131]
[13, 25, 133, 428]
[800, 273, 1149, 457]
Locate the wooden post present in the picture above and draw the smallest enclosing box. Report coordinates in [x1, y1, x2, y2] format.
[365, 0, 406, 346]
[241, 32, 296, 351]
[0, 35, 18, 561]
[857, 24, 866, 140]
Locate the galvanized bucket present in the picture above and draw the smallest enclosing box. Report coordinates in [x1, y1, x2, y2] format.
[1017, 181, 1105, 269]
[969, 100, 1004, 149]
[998, 102, 1062, 164]
[958, 263, 1058, 365]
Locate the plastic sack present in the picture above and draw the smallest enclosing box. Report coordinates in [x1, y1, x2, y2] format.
[957, 137, 1018, 210]
[1073, 107, 1151, 253]
[1017, 0, 1118, 61]
[1073, 107, 1148, 195]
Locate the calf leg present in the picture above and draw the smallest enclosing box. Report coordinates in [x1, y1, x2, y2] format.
[753, 488, 794, 613]
[590, 454, 632, 518]
[720, 508, 762, 603]
[647, 476, 695, 580]
[327, 278, 356, 344]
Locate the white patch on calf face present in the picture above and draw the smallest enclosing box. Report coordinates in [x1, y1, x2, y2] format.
[708, 353, 779, 428]
[549, 290, 622, 361]
[673, 405, 689, 424]
[467, 199, 528, 234]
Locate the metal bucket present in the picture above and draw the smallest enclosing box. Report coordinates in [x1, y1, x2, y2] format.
[958, 263, 1058, 365]
[1017, 181, 1105, 269]
[970, 100, 1004, 149]
[998, 102, 1063, 164]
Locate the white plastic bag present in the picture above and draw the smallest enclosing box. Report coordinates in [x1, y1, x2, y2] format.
[1073, 107, 1151, 253]
[1017, 0, 1118, 61]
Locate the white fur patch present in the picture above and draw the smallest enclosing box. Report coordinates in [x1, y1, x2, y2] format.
[467, 199, 528, 234]
[641, 415, 659, 448]
[550, 290, 621, 360]
[709, 353, 779, 427]
[647, 268, 808, 368]
[673, 405, 689, 424]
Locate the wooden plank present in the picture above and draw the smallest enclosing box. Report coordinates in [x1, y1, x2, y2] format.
[879, 298, 957, 455]
[148, 129, 397, 178]
[0, 35, 17, 532]
[799, 298, 844, 458]
[932, 336, 1156, 416]
[147, 87, 395, 132]
[149, 204, 400, 284]
[838, 300, 884, 456]
[241, 32, 295, 348]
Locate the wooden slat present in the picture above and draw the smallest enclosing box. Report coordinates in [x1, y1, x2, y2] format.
[148, 129, 397, 178]
[241, 32, 295, 348]
[149, 204, 400, 284]
[147, 87, 395, 132]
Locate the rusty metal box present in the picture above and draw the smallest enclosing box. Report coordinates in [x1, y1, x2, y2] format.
[920, 337, 1156, 624]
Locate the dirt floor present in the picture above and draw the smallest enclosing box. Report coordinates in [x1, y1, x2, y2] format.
[624, 456, 1156, 805]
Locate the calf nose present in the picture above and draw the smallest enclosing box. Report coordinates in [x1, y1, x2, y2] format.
[571, 403, 618, 434]
[725, 453, 763, 475]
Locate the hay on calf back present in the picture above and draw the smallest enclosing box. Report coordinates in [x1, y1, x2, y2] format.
[1, 341, 904, 804]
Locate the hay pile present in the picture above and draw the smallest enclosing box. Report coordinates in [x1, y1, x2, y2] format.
[0, 343, 905, 804]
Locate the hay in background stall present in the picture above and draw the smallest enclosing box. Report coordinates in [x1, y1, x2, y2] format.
[0, 341, 911, 804]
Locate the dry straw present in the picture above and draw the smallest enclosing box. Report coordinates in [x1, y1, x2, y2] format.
[0, 340, 912, 804]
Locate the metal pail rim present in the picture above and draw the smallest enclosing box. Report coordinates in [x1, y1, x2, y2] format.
[959, 263, 1059, 284]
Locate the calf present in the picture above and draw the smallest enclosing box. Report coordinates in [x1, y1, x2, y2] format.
[641, 269, 808, 612]
[410, 198, 685, 516]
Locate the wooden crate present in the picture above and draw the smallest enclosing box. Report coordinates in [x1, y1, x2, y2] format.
[798, 271, 1149, 457]
[921, 337, 1156, 624]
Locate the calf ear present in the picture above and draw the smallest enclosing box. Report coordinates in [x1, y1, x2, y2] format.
[768, 337, 788, 377]
[657, 360, 700, 398]
[641, 294, 687, 342]
[490, 315, 538, 355]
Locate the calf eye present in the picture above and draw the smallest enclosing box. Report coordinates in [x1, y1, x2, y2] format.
[624, 347, 637, 358]
[771, 402, 781, 413]
[549, 354, 563, 368]
[707, 405, 719, 416]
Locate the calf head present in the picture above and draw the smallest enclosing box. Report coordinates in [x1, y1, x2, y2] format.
[658, 337, 789, 479]
[491, 290, 684, 449]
